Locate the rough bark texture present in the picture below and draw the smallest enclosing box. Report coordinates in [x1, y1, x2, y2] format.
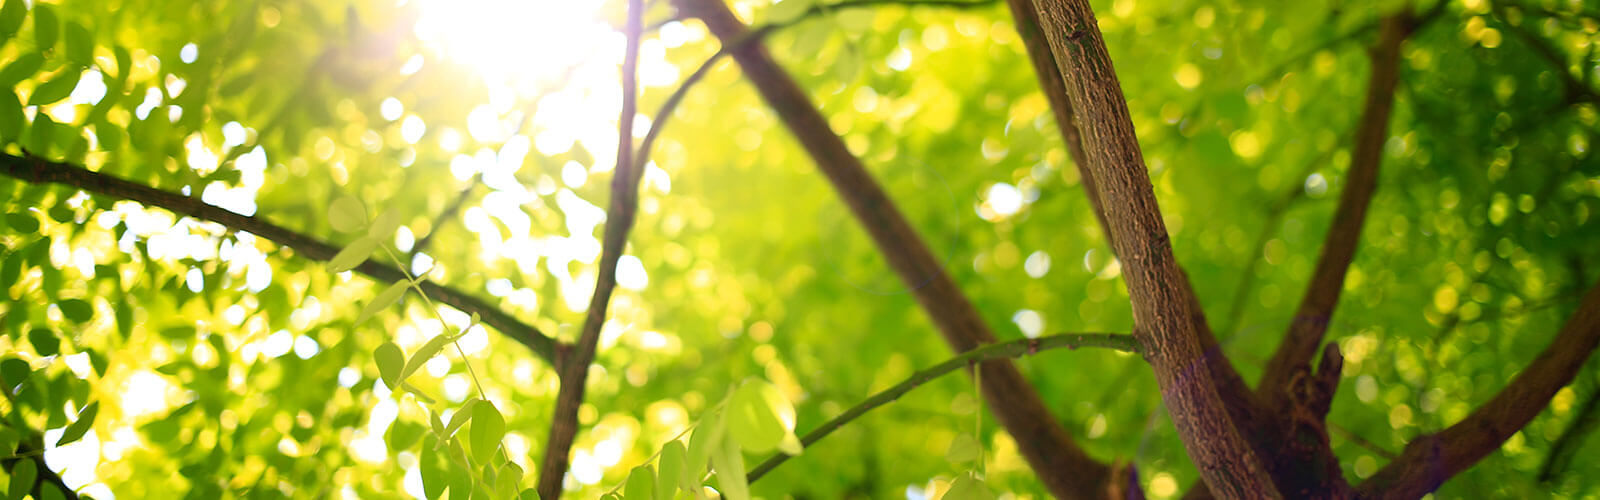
[536, 0, 644, 496]
[1027, 0, 1279, 496]
[1357, 280, 1600, 499]
[0, 153, 560, 364]
[672, 0, 1114, 497]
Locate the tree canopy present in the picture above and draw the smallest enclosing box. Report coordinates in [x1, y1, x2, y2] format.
[1, 0, 1599, 498]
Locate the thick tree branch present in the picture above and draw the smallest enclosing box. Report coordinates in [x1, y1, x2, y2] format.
[1028, 0, 1280, 497]
[672, 0, 1117, 497]
[0, 153, 560, 365]
[1357, 280, 1600, 499]
[535, 0, 644, 496]
[746, 332, 1142, 482]
[1258, 13, 1411, 409]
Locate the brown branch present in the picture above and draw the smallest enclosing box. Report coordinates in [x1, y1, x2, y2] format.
[1027, 0, 1279, 496]
[671, 0, 1119, 497]
[0, 153, 560, 365]
[747, 333, 1142, 483]
[1257, 12, 1411, 409]
[1357, 280, 1600, 499]
[534, 0, 644, 496]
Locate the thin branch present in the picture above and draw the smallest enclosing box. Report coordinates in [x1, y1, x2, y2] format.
[673, 0, 1114, 497]
[1357, 280, 1600, 499]
[1327, 422, 1397, 461]
[1257, 12, 1413, 409]
[747, 332, 1141, 482]
[535, 0, 644, 496]
[1220, 151, 1331, 340]
[0, 153, 560, 365]
[409, 179, 477, 258]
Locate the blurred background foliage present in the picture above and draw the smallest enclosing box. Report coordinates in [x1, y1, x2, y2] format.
[1, 0, 1599, 497]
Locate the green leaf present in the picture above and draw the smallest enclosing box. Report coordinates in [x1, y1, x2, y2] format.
[375, 341, 404, 388]
[0, 426, 17, 456]
[1, 357, 31, 392]
[87, 349, 107, 376]
[55, 401, 99, 446]
[63, 21, 91, 66]
[6, 212, 38, 233]
[328, 194, 368, 233]
[725, 379, 792, 453]
[421, 435, 448, 499]
[766, 0, 812, 25]
[710, 427, 749, 500]
[656, 440, 685, 500]
[950, 393, 978, 415]
[9, 456, 36, 500]
[945, 434, 980, 464]
[0, 0, 25, 37]
[27, 328, 58, 356]
[29, 68, 80, 106]
[57, 298, 92, 322]
[495, 462, 523, 499]
[0, 54, 44, 87]
[683, 407, 724, 490]
[517, 489, 540, 500]
[0, 90, 21, 140]
[468, 400, 504, 464]
[32, 3, 56, 50]
[834, 8, 875, 31]
[368, 207, 403, 240]
[401, 382, 435, 404]
[402, 330, 455, 382]
[776, 432, 802, 456]
[444, 398, 481, 437]
[358, 280, 411, 324]
[327, 234, 379, 273]
[942, 472, 996, 500]
[624, 464, 655, 500]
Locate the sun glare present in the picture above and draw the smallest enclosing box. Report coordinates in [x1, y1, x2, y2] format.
[413, 0, 613, 88]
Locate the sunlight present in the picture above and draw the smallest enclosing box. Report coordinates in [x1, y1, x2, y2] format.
[413, 0, 611, 89]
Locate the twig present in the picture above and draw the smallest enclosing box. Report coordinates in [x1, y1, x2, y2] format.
[746, 333, 1141, 482]
[0, 153, 560, 365]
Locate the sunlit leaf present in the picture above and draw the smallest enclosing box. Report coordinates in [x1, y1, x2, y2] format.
[776, 432, 802, 456]
[0, 0, 24, 37]
[469, 400, 504, 464]
[444, 398, 481, 437]
[656, 440, 685, 500]
[0, 54, 43, 87]
[725, 379, 792, 453]
[358, 280, 411, 324]
[421, 435, 448, 499]
[375, 342, 404, 388]
[56, 401, 99, 446]
[328, 195, 368, 233]
[945, 434, 981, 464]
[368, 207, 403, 240]
[495, 462, 524, 499]
[941, 472, 996, 500]
[402, 330, 456, 382]
[624, 464, 655, 500]
[683, 406, 725, 490]
[710, 427, 749, 500]
[950, 393, 978, 415]
[328, 235, 379, 273]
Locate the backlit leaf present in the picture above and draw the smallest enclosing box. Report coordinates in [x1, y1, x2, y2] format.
[941, 472, 995, 500]
[328, 194, 368, 233]
[656, 440, 685, 500]
[945, 434, 980, 464]
[725, 379, 792, 453]
[358, 280, 411, 324]
[444, 398, 480, 437]
[375, 342, 404, 388]
[624, 464, 655, 500]
[55, 401, 99, 446]
[710, 427, 749, 500]
[469, 400, 504, 464]
[402, 330, 456, 382]
[328, 235, 379, 273]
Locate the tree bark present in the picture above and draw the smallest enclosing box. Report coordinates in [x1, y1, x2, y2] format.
[1027, 0, 1280, 497]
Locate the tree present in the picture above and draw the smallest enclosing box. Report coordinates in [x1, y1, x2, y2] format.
[0, 0, 1597, 497]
